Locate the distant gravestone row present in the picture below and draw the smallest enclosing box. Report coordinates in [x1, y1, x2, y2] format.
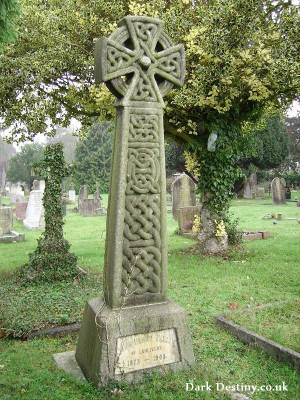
[78, 185, 106, 216]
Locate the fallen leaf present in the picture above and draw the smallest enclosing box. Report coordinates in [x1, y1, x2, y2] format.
[242, 295, 247, 299]
[229, 302, 238, 310]
[250, 296, 254, 302]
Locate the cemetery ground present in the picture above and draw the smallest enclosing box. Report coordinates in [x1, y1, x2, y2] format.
[0, 195, 299, 399]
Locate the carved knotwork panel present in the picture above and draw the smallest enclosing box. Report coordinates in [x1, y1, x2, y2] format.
[122, 110, 162, 298]
[96, 16, 185, 105]
[122, 194, 161, 296]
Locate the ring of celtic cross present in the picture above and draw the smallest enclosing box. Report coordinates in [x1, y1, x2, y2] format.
[95, 16, 185, 106]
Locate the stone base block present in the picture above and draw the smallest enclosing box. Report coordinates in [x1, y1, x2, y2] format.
[0, 231, 25, 243]
[75, 298, 195, 387]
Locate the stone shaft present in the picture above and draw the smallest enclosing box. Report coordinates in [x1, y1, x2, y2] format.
[104, 105, 167, 308]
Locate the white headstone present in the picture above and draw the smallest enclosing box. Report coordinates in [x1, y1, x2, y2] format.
[10, 183, 25, 203]
[23, 189, 45, 230]
[68, 190, 76, 202]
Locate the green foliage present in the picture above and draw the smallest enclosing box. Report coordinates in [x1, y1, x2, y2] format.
[165, 141, 185, 176]
[0, 274, 101, 338]
[238, 115, 290, 172]
[18, 143, 78, 283]
[284, 116, 300, 169]
[73, 122, 112, 193]
[6, 143, 44, 188]
[223, 213, 243, 246]
[0, 0, 20, 52]
[0, 0, 298, 143]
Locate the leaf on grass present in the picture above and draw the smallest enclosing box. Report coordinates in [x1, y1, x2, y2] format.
[229, 302, 238, 310]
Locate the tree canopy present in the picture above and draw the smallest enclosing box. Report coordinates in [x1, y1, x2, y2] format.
[6, 143, 44, 188]
[0, 0, 20, 52]
[0, 0, 299, 144]
[72, 122, 113, 193]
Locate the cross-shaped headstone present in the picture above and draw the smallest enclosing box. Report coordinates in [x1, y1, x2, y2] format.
[96, 16, 185, 308]
[75, 16, 194, 386]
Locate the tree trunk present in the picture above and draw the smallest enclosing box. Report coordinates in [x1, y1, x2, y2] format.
[197, 206, 228, 254]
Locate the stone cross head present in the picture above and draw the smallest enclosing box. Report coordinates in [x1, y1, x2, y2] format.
[95, 16, 185, 106]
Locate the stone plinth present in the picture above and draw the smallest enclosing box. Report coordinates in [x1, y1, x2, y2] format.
[15, 202, 28, 221]
[23, 190, 44, 230]
[172, 174, 196, 220]
[178, 205, 202, 234]
[75, 298, 194, 386]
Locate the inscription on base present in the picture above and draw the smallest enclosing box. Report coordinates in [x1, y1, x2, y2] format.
[115, 328, 180, 374]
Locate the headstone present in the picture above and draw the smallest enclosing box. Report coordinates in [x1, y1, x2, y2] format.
[178, 205, 202, 234]
[256, 187, 265, 199]
[271, 177, 286, 204]
[73, 16, 194, 386]
[78, 185, 105, 216]
[38, 180, 46, 192]
[23, 180, 45, 229]
[0, 207, 13, 234]
[15, 202, 28, 221]
[68, 183, 76, 202]
[243, 173, 257, 199]
[171, 173, 196, 220]
[0, 206, 25, 242]
[10, 183, 25, 204]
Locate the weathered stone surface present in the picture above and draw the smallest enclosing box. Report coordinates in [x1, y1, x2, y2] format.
[23, 188, 44, 230]
[72, 16, 194, 387]
[178, 205, 202, 234]
[197, 208, 228, 253]
[10, 183, 25, 204]
[0, 206, 13, 234]
[53, 351, 86, 382]
[15, 202, 28, 221]
[78, 185, 105, 216]
[242, 173, 257, 199]
[172, 174, 196, 220]
[256, 186, 265, 199]
[271, 177, 286, 204]
[72, 15, 194, 387]
[75, 298, 195, 385]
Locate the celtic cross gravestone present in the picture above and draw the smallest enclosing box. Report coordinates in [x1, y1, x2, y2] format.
[75, 16, 194, 386]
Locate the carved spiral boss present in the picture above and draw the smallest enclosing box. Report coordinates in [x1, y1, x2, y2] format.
[96, 16, 185, 308]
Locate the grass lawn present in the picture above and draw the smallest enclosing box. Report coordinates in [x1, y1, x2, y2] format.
[227, 299, 300, 353]
[0, 196, 299, 399]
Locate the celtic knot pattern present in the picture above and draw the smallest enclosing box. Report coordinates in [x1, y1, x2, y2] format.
[129, 114, 159, 142]
[122, 195, 161, 296]
[107, 44, 134, 74]
[126, 148, 160, 194]
[121, 110, 162, 297]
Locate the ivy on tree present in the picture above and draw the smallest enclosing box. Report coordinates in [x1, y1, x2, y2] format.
[19, 143, 78, 283]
